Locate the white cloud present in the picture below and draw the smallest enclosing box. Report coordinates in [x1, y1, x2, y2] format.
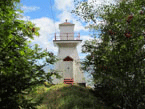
[81, 35, 94, 41]
[55, 0, 74, 11]
[57, 11, 72, 22]
[88, 0, 117, 5]
[25, 16, 88, 57]
[31, 17, 57, 35]
[21, 0, 104, 60]
[56, 9, 87, 33]
[21, 5, 40, 13]
[28, 16, 101, 58]
[29, 17, 58, 54]
[55, 0, 87, 32]
[73, 20, 88, 32]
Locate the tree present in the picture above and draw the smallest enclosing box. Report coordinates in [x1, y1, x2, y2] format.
[0, 0, 60, 108]
[73, 0, 145, 108]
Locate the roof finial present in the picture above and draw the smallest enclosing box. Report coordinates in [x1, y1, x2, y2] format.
[66, 19, 67, 22]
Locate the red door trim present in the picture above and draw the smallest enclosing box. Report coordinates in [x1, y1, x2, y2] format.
[63, 56, 73, 61]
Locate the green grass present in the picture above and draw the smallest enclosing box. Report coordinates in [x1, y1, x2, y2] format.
[25, 83, 108, 109]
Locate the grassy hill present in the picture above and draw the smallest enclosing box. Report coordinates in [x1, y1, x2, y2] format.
[25, 83, 108, 109]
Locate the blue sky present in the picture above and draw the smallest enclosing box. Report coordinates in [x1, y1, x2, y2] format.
[19, 0, 106, 56]
[19, 0, 116, 86]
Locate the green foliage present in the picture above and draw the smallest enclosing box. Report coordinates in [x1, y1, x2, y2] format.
[73, 0, 145, 108]
[0, 0, 59, 108]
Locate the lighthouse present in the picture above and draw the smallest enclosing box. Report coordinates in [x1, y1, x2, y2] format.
[52, 20, 86, 86]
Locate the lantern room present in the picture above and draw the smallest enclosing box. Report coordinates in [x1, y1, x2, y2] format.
[54, 19, 80, 41]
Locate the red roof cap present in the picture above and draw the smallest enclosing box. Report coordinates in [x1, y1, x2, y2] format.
[60, 19, 74, 25]
[62, 22, 72, 24]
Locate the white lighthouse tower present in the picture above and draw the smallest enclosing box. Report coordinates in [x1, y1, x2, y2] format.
[52, 20, 86, 86]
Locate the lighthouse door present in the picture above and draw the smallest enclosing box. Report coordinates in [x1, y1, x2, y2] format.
[64, 62, 73, 78]
[63, 56, 73, 79]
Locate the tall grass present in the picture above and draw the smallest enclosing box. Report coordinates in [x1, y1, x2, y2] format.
[24, 83, 108, 109]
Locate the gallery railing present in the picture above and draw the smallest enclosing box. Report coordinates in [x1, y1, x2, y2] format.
[54, 33, 80, 40]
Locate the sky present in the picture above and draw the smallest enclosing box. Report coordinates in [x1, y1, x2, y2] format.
[19, 0, 117, 86]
